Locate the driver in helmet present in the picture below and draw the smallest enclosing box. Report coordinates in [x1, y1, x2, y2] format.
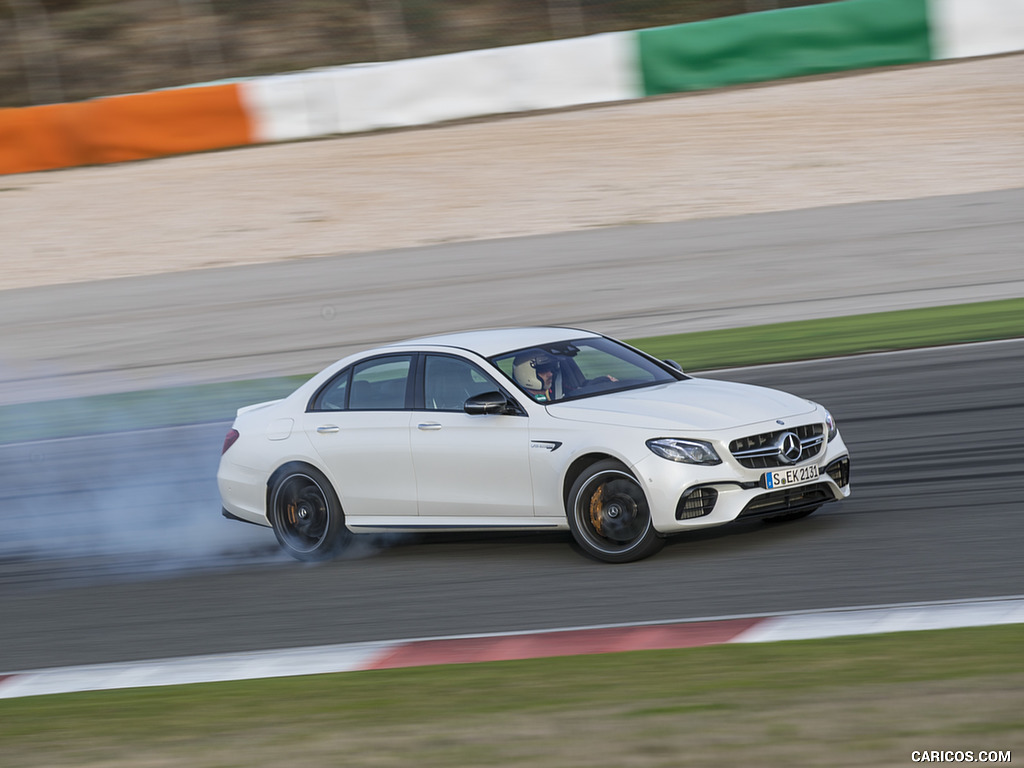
[513, 352, 559, 402]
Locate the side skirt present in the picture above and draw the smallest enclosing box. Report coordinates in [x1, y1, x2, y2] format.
[345, 515, 568, 534]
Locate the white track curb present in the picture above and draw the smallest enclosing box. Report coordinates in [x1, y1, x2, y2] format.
[730, 596, 1024, 643]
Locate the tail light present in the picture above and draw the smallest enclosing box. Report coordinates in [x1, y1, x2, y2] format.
[222, 428, 240, 455]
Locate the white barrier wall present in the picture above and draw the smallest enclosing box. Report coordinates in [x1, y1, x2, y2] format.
[931, 0, 1024, 58]
[242, 32, 640, 143]
[238, 1, 1024, 146]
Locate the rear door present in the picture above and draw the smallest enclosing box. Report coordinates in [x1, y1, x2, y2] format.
[301, 354, 417, 517]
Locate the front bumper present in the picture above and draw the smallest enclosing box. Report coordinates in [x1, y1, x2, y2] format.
[637, 433, 852, 534]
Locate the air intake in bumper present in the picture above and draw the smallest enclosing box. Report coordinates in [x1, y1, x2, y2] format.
[739, 483, 832, 519]
[676, 487, 718, 520]
[825, 456, 851, 487]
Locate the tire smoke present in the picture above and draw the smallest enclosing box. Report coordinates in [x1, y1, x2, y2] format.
[0, 421, 280, 578]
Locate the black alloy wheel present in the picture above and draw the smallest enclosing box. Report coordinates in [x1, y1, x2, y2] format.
[268, 466, 348, 561]
[567, 460, 664, 563]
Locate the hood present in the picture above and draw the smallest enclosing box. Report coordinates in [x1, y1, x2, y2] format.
[545, 378, 817, 432]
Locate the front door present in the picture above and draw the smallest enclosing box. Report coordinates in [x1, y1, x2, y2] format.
[410, 355, 534, 519]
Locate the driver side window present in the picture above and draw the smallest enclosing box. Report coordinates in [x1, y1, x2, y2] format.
[424, 356, 499, 411]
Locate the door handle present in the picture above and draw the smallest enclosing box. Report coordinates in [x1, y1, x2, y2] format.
[316, 425, 340, 434]
[417, 422, 442, 431]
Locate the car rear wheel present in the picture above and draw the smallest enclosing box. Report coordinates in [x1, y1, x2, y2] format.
[567, 460, 664, 563]
[268, 466, 349, 561]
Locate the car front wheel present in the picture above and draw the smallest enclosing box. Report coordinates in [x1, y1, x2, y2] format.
[268, 465, 349, 561]
[567, 460, 664, 563]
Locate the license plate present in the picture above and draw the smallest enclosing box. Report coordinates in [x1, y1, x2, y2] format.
[763, 464, 820, 489]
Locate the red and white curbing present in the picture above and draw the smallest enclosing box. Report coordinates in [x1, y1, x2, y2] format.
[2, 596, 1021, 700]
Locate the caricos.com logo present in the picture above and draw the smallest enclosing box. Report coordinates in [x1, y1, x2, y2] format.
[911, 751, 1012, 763]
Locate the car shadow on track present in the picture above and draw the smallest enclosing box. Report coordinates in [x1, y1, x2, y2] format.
[328, 508, 850, 565]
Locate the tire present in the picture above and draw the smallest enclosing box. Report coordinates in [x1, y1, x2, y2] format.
[268, 465, 349, 561]
[567, 460, 664, 563]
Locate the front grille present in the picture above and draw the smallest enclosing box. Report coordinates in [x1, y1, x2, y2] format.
[826, 456, 851, 487]
[676, 487, 718, 520]
[739, 483, 832, 518]
[730, 424, 824, 469]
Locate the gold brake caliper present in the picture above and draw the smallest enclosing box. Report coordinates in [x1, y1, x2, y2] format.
[589, 484, 606, 536]
[287, 502, 298, 525]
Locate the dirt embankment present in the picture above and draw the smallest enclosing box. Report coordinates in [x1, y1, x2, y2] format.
[2, 54, 1022, 293]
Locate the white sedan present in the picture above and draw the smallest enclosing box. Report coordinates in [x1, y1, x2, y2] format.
[218, 327, 851, 563]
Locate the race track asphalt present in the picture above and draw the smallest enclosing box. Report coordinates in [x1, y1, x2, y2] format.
[1, 339, 1021, 672]
[2, 187, 1022, 405]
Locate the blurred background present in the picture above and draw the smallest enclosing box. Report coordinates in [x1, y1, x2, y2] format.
[1, 0, 838, 107]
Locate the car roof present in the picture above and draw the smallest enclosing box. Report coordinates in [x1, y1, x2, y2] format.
[383, 326, 602, 357]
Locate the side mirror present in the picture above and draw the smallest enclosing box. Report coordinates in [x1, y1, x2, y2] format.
[663, 359, 683, 372]
[464, 391, 510, 415]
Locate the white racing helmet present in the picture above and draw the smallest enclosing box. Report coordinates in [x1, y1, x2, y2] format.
[512, 351, 556, 391]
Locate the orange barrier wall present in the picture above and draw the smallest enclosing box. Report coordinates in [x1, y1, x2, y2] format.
[0, 103, 80, 175]
[0, 84, 252, 176]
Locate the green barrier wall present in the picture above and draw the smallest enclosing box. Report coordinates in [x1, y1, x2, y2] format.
[638, 0, 932, 96]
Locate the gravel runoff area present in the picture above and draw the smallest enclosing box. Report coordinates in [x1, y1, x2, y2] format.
[2, 54, 1022, 293]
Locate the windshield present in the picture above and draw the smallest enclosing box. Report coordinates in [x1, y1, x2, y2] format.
[490, 337, 683, 404]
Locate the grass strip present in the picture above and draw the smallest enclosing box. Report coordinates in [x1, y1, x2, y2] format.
[631, 296, 1024, 370]
[0, 624, 1021, 767]
[0, 374, 310, 444]
[2, 298, 1022, 444]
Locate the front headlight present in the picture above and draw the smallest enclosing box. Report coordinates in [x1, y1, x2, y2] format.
[646, 438, 722, 466]
[824, 409, 839, 442]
